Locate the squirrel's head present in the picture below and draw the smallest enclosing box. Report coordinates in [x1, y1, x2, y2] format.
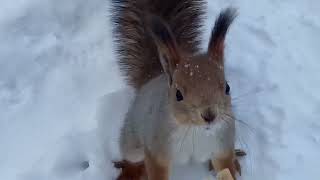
[148, 8, 237, 126]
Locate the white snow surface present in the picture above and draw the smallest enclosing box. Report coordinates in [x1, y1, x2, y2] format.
[0, 0, 319, 180]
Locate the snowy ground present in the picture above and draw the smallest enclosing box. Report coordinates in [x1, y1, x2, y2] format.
[0, 0, 319, 180]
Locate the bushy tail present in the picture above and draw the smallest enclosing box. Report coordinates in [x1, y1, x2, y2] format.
[112, 0, 206, 89]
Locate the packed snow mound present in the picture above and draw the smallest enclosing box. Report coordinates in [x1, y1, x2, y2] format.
[0, 0, 319, 180]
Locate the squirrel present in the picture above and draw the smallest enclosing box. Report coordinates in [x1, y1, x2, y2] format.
[112, 0, 245, 179]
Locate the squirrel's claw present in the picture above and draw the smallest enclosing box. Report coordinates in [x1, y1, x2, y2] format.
[235, 149, 247, 157]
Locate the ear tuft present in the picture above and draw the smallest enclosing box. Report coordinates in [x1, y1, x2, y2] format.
[146, 15, 181, 84]
[208, 7, 237, 59]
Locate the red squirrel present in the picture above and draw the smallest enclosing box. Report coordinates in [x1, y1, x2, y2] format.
[112, 0, 245, 179]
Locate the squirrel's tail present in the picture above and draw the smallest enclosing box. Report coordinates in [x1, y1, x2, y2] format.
[112, 0, 206, 89]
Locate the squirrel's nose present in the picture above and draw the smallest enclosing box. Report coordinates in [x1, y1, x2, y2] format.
[201, 110, 216, 123]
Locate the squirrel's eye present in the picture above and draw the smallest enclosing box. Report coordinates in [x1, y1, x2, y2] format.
[225, 82, 230, 95]
[176, 89, 184, 101]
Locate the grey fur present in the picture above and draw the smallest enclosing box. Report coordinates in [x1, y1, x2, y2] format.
[120, 75, 235, 163]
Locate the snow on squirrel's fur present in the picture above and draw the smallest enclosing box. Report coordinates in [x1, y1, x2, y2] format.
[0, 0, 319, 180]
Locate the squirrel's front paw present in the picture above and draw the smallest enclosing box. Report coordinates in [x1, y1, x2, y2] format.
[209, 149, 245, 174]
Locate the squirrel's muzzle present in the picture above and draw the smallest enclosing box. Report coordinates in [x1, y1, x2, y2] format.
[201, 109, 216, 123]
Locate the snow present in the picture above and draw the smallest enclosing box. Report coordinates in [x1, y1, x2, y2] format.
[0, 0, 319, 180]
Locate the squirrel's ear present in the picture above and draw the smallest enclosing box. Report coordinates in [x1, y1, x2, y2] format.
[147, 15, 181, 85]
[208, 8, 237, 61]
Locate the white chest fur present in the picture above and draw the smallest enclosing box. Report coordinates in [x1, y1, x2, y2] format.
[169, 125, 224, 165]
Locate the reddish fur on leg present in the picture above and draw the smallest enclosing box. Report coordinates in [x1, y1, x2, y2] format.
[144, 150, 170, 180]
[114, 160, 146, 180]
